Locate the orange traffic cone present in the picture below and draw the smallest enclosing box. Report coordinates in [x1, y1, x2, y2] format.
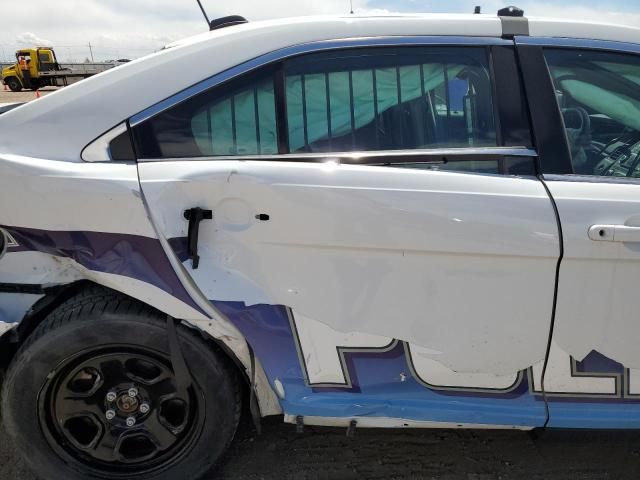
[35, 89, 40, 98]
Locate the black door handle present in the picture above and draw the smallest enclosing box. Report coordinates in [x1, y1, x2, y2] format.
[183, 207, 212, 269]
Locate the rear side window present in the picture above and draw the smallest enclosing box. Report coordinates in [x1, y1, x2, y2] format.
[132, 46, 499, 159]
[284, 47, 497, 153]
[544, 49, 640, 177]
[133, 70, 278, 158]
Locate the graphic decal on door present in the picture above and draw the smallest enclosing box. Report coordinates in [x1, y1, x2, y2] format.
[6, 225, 640, 426]
[2, 225, 202, 313]
[530, 341, 640, 400]
[213, 300, 544, 426]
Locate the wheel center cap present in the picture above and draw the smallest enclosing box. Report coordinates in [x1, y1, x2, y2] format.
[116, 394, 139, 413]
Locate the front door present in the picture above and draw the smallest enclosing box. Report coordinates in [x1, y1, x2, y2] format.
[136, 39, 559, 427]
[519, 38, 640, 428]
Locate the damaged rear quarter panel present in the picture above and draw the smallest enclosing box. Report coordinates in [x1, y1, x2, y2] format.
[0, 153, 281, 416]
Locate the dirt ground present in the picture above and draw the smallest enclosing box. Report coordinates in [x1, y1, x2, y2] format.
[0, 86, 57, 104]
[2, 415, 640, 479]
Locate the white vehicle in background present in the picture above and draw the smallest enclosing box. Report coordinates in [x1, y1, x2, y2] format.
[1, 6, 640, 480]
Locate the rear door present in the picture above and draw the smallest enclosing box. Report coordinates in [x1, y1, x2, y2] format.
[518, 38, 640, 428]
[135, 38, 558, 427]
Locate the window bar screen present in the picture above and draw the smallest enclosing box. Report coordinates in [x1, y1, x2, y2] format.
[443, 63, 451, 141]
[348, 70, 356, 149]
[301, 73, 309, 151]
[253, 87, 261, 155]
[419, 64, 427, 142]
[395, 66, 404, 148]
[207, 106, 213, 154]
[324, 72, 332, 151]
[230, 94, 237, 155]
[372, 68, 380, 150]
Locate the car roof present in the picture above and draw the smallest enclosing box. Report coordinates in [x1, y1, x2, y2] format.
[164, 13, 640, 49]
[0, 13, 638, 163]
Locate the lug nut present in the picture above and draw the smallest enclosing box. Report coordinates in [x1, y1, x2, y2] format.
[106, 391, 117, 402]
[126, 416, 136, 427]
[139, 403, 150, 414]
[105, 409, 116, 420]
[127, 387, 138, 398]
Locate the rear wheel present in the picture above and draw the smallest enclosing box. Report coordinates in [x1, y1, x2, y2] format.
[5, 77, 22, 92]
[1, 287, 241, 480]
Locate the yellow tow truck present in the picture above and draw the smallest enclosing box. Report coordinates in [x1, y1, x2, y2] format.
[2, 47, 110, 92]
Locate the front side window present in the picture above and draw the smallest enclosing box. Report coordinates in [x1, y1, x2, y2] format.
[284, 47, 497, 153]
[544, 49, 640, 177]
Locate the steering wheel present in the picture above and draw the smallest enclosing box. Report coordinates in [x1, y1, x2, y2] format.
[562, 107, 591, 147]
[562, 107, 592, 173]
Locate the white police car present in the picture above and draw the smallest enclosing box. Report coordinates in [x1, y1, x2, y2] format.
[1, 7, 640, 480]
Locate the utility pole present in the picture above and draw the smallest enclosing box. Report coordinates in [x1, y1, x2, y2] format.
[88, 42, 94, 62]
[350, 0, 354, 14]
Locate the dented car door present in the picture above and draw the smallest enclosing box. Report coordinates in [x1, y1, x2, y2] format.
[134, 39, 559, 427]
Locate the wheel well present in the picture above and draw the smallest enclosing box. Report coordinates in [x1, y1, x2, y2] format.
[0, 281, 88, 374]
[0, 281, 255, 417]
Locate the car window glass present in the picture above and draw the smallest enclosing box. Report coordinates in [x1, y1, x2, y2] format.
[190, 78, 277, 156]
[544, 49, 640, 177]
[284, 47, 497, 153]
[133, 70, 277, 158]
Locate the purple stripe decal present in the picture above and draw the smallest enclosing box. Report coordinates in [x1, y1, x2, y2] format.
[3, 226, 204, 315]
[167, 236, 189, 263]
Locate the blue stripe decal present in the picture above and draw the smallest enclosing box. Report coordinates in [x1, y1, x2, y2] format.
[214, 303, 640, 427]
[214, 301, 547, 427]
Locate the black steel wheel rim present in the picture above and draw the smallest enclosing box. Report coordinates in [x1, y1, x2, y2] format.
[38, 345, 203, 476]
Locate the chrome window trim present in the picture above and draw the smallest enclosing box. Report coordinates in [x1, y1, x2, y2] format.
[543, 174, 640, 186]
[81, 122, 128, 162]
[130, 35, 512, 127]
[137, 146, 537, 163]
[515, 36, 640, 54]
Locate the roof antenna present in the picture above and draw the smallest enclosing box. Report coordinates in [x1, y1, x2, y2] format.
[195, 0, 211, 28]
[350, 0, 354, 14]
[474, 6, 482, 14]
[194, 1, 249, 31]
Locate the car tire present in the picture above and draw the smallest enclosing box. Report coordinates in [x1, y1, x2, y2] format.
[1, 286, 241, 480]
[5, 77, 22, 92]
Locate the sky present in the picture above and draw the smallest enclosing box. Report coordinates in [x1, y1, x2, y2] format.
[1, 0, 639, 63]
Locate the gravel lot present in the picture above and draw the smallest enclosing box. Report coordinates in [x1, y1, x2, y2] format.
[0, 86, 58, 104]
[3, 415, 640, 479]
